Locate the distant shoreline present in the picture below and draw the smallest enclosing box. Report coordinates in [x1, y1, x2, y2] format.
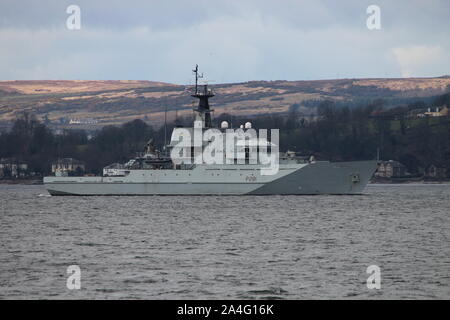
[369, 181, 450, 185]
[0, 179, 43, 185]
[370, 178, 450, 184]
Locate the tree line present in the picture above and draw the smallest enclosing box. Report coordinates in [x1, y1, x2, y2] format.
[0, 93, 449, 176]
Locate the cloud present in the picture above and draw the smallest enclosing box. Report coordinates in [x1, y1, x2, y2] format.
[0, 0, 449, 81]
[392, 45, 449, 78]
[0, 18, 393, 82]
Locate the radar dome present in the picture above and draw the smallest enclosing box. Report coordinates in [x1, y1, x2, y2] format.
[220, 121, 229, 129]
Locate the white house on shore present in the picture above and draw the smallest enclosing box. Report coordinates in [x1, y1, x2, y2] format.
[417, 106, 448, 118]
[375, 160, 407, 178]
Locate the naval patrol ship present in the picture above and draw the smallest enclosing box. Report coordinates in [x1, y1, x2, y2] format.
[44, 66, 377, 196]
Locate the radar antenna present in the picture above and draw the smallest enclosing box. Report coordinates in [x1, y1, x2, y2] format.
[191, 65, 214, 128]
[192, 64, 203, 94]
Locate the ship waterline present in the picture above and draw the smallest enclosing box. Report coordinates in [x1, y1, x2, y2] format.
[44, 161, 377, 196]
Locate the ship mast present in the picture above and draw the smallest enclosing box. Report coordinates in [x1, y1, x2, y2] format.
[191, 64, 214, 128]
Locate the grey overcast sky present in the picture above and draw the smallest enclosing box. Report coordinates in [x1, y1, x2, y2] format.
[0, 0, 449, 83]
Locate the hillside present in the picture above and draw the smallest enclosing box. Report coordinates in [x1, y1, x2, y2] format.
[0, 77, 449, 128]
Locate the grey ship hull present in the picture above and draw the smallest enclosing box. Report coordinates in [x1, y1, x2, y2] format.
[44, 160, 377, 196]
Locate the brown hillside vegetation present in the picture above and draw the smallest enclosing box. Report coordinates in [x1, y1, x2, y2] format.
[0, 77, 448, 127]
[0, 80, 173, 95]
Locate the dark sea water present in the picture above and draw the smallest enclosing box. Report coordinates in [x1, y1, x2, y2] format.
[0, 184, 448, 299]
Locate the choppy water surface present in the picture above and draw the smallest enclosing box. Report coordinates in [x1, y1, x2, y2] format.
[0, 184, 448, 299]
